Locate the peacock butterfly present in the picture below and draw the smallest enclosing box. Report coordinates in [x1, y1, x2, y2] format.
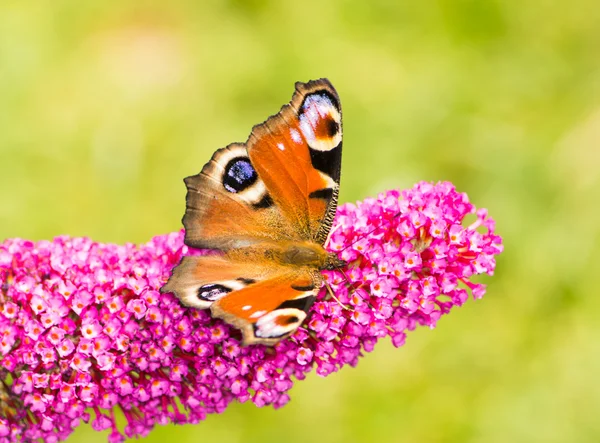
[161, 79, 346, 345]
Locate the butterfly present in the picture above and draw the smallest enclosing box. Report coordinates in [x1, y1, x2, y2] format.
[161, 79, 346, 346]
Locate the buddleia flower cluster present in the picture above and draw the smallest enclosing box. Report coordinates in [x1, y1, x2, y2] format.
[0, 181, 503, 442]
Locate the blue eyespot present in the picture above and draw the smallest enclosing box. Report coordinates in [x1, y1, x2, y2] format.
[223, 157, 257, 193]
[197, 284, 231, 301]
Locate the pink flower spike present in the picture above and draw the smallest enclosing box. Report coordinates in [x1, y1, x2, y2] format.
[0, 181, 502, 443]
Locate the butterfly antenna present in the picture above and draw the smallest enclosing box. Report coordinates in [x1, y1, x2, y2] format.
[336, 265, 352, 288]
[332, 260, 365, 309]
[324, 280, 352, 311]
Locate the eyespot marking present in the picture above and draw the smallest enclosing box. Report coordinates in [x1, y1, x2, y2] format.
[223, 157, 257, 193]
[298, 91, 342, 152]
[253, 308, 307, 338]
[197, 284, 231, 302]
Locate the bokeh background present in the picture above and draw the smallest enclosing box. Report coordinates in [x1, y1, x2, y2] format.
[2, 1, 600, 442]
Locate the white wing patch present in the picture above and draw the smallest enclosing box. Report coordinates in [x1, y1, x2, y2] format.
[290, 128, 302, 144]
[298, 93, 342, 152]
[254, 308, 307, 339]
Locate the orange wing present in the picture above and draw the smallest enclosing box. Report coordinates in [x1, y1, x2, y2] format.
[212, 272, 320, 346]
[160, 255, 321, 345]
[248, 79, 343, 244]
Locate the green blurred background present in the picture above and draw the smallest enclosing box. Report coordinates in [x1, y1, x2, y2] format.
[2, 1, 600, 442]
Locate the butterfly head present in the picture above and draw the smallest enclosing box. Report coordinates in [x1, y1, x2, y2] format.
[322, 252, 347, 271]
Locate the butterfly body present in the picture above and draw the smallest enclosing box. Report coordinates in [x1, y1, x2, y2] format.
[161, 79, 344, 345]
[235, 240, 343, 270]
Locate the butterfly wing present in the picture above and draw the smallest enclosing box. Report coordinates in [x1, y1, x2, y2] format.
[247, 79, 343, 244]
[183, 143, 298, 250]
[183, 79, 342, 250]
[160, 255, 321, 345]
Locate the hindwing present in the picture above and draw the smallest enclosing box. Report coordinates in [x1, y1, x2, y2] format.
[161, 255, 321, 345]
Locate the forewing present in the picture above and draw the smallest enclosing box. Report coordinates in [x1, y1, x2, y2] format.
[183, 143, 297, 250]
[247, 79, 343, 244]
